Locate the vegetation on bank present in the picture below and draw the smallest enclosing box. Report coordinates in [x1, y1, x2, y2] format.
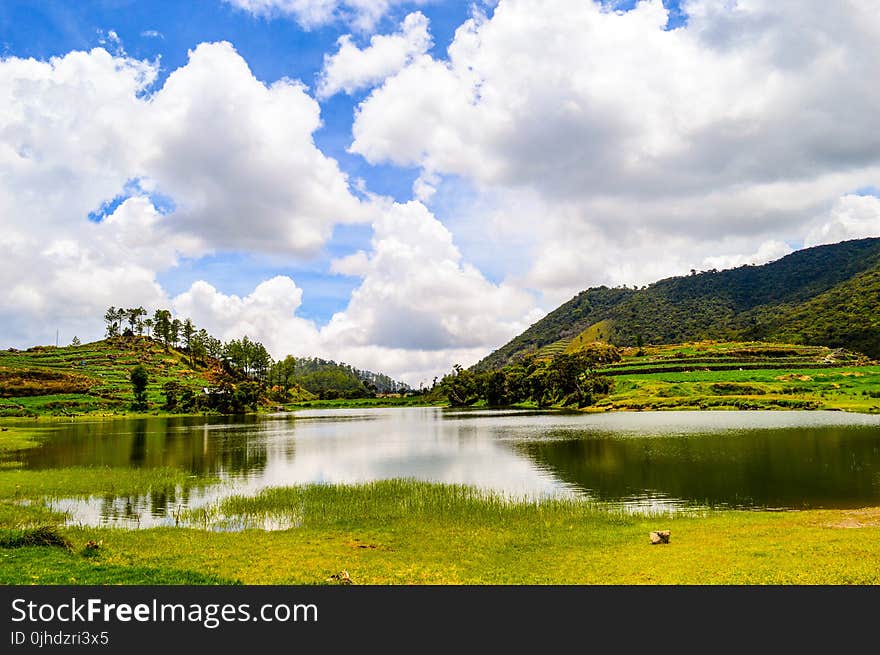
[475, 237, 880, 371]
[440, 340, 880, 413]
[0, 337, 420, 419]
[1, 479, 878, 585]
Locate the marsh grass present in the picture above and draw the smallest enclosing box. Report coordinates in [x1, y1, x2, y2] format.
[0, 466, 212, 499]
[202, 480, 641, 532]
[0, 427, 49, 454]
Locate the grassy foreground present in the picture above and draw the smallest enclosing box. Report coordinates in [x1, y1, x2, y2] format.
[1, 480, 878, 585]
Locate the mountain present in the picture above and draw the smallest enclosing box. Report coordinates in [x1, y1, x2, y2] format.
[474, 237, 880, 370]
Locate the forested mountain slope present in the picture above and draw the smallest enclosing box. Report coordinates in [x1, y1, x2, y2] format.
[475, 237, 880, 370]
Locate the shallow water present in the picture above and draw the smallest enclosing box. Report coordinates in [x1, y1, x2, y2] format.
[7, 408, 880, 527]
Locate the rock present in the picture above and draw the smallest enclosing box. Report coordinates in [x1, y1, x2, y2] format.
[329, 570, 353, 585]
[650, 530, 671, 545]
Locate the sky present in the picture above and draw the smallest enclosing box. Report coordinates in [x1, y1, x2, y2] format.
[1, 0, 879, 385]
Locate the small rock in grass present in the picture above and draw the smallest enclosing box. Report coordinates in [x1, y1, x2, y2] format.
[650, 530, 671, 545]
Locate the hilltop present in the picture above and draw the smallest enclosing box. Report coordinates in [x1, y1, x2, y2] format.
[0, 337, 238, 417]
[474, 237, 880, 371]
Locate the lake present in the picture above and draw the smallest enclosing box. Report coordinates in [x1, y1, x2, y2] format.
[8, 408, 880, 527]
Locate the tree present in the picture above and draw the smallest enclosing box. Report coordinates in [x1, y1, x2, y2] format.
[182, 319, 195, 352]
[203, 332, 223, 359]
[440, 364, 481, 406]
[104, 306, 120, 338]
[484, 370, 509, 406]
[129, 365, 149, 410]
[170, 319, 181, 348]
[143, 318, 153, 338]
[114, 307, 127, 335]
[162, 381, 181, 411]
[269, 355, 298, 393]
[70, 336, 81, 346]
[189, 330, 206, 368]
[125, 307, 146, 335]
[153, 310, 172, 349]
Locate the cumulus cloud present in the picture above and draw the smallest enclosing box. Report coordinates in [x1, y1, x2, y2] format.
[170, 200, 543, 384]
[804, 194, 880, 248]
[322, 200, 542, 351]
[0, 200, 173, 348]
[225, 0, 426, 31]
[0, 42, 368, 348]
[349, 0, 880, 298]
[318, 12, 432, 98]
[171, 277, 323, 354]
[701, 240, 795, 272]
[146, 42, 368, 254]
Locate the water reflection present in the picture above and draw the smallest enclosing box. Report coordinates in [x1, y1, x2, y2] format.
[6, 408, 880, 527]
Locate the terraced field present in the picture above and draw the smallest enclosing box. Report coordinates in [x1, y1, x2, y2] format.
[0, 338, 219, 417]
[583, 341, 880, 413]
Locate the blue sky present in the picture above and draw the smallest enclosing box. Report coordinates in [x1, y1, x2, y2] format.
[2, 0, 877, 381]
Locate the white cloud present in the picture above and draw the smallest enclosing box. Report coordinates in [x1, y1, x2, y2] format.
[146, 41, 368, 255]
[225, 0, 426, 31]
[1, 42, 366, 256]
[171, 277, 323, 354]
[0, 201, 173, 348]
[171, 200, 544, 383]
[349, 0, 880, 299]
[701, 240, 794, 272]
[323, 200, 542, 352]
[3, 40, 533, 383]
[0, 42, 367, 349]
[318, 12, 432, 98]
[804, 194, 880, 248]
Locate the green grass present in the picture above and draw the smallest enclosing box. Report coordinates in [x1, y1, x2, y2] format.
[1, 480, 878, 585]
[0, 548, 237, 585]
[0, 426, 50, 454]
[0, 466, 209, 499]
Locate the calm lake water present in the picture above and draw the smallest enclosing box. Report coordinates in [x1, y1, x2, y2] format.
[8, 408, 880, 527]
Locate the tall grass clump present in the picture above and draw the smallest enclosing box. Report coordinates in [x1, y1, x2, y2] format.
[214, 479, 634, 529]
[0, 525, 72, 549]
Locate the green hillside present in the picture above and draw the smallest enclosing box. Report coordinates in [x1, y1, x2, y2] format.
[475, 237, 880, 370]
[0, 337, 224, 417]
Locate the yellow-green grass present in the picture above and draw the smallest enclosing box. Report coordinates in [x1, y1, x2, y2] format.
[532, 338, 572, 360]
[0, 466, 210, 500]
[1, 480, 878, 585]
[0, 426, 52, 455]
[0, 465, 218, 535]
[566, 319, 616, 353]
